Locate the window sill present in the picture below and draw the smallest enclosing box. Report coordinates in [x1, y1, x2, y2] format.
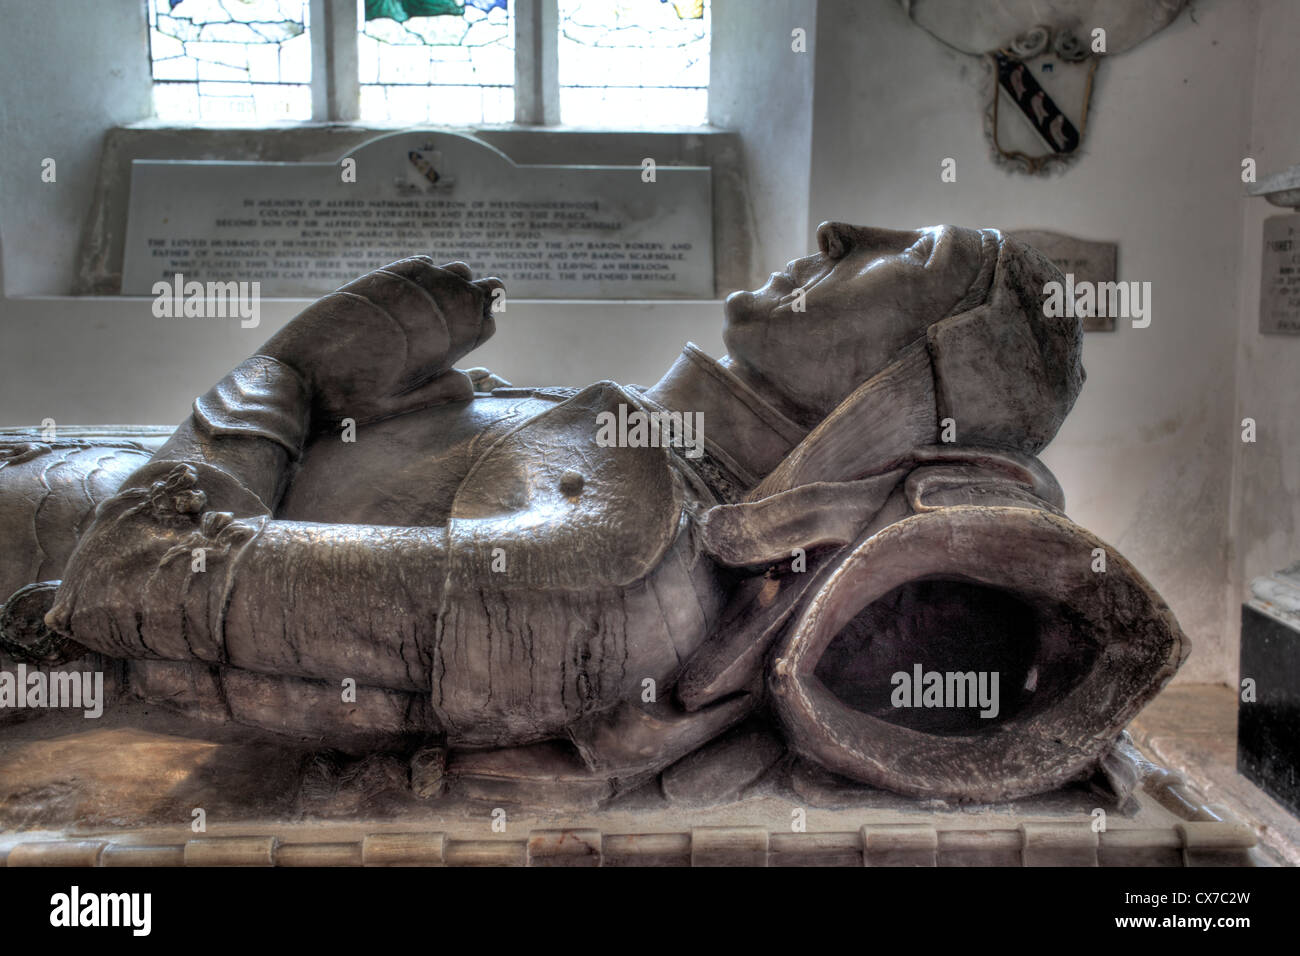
[125, 119, 728, 136]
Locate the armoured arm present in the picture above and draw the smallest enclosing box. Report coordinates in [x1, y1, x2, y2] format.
[45, 258, 496, 689]
[42, 353, 451, 692]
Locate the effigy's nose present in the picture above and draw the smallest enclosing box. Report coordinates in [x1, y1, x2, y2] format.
[816, 221, 852, 260]
[817, 221, 928, 262]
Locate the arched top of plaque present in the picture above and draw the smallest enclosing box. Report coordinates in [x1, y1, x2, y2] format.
[346, 130, 519, 196]
[899, 0, 1187, 175]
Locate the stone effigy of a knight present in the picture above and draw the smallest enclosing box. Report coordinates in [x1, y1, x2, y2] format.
[0, 222, 1186, 803]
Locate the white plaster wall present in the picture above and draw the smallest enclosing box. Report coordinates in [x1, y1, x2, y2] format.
[710, 0, 818, 275]
[0, 0, 153, 295]
[1229, 0, 1300, 641]
[807, 0, 1260, 683]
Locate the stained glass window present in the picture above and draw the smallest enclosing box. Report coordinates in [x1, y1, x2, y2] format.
[558, 0, 709, 128]
[359, 0, 515, 125]
[147, 0, 313, 124]
[147, 0, 711, 128]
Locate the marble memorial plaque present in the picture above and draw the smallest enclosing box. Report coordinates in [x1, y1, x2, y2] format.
[1259, 214, 1300, 335]
[122, 131, 713, 299]
[1007, 229, 1119, 331]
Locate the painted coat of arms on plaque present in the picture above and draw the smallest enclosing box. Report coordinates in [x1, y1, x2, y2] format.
[900, 0, 1188, 175]
[988, 27, 1097, 174]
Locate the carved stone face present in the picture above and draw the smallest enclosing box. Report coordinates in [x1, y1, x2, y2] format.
[722, 223, 987, 421]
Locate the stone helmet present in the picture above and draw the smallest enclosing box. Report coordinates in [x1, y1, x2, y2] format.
[925, 228, 1086, 455]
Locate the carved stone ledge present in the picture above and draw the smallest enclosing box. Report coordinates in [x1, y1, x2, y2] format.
[0, 745, 1260, 867]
